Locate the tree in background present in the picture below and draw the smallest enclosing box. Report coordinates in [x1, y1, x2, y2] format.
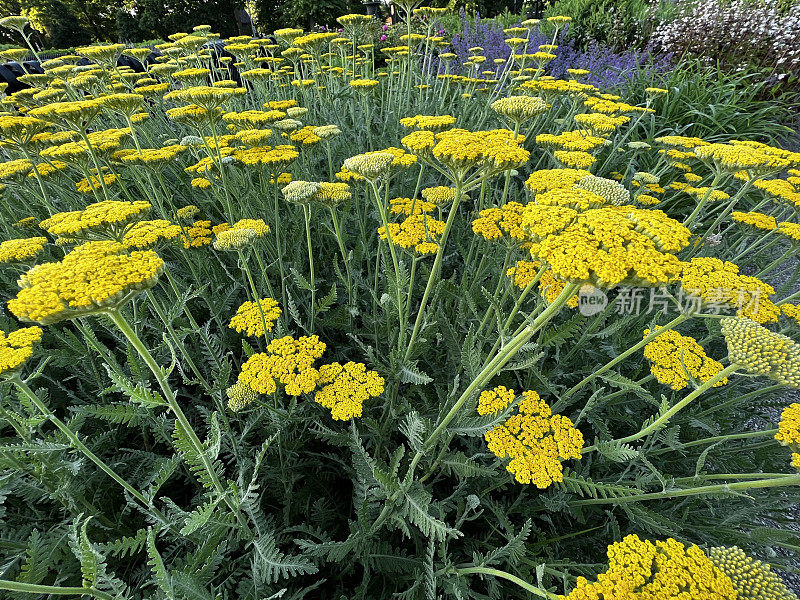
[254, 0, 358, 32]
[121, 0, 242, 41]
[0, 0, 104, 46]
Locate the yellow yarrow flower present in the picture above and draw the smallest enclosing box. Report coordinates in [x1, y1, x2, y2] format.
[314, 362, 385, 420]
[778, 221, 800, 242]
[490, 95, 548, 122]
[389, 197, 435, 215]
[238, 335, 326, 396]
[553, 150, 596, 169]
[681, 258, 780, 323]
[781, 303, 800, 326]
[484, 390, 583, 487]
[560, 535, 736, 600]
[39, 200, 151, 239]
[0, 326, 43, 377]
[708, 545, 799, 600]
[75, 172, 118, 194]
[472, 202, 528, 242]
[420, 186, 457, 206]
[776, 403, 800, 446]
[522, 204, 690, 288]
[506, 260, 579, 307]
[731, 211, 777, 231]
[121, 220, 182, 249]
[378, 213, 445, 255]
[181, 220, 214, 248]
[477, 385, 516, 415]
[0, 237, 47, 264]
[229, 297, 281, 337]
[537, 130, 607, 152]
[643, 327, 727, 390]
[226, 381, 259, 412]
[524, 168, 591, 194]
[8, 241, 163, 324]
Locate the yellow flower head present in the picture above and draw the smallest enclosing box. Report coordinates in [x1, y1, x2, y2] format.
[226, 381, 259, 412]
[506, 260, 579, 307]
[472, 202, 528, 242]
[643, 327, 727, 390]
[491, 95, 548, 122]
[229, 297, 281, 337]
[314, 361, 385, 420]
[176, 205, 200, 221]
[695, 142, 800, 175]
[399, 114, 456, 132]
[0, 326, 43, 377]
[553, 150, 596, 169]
[778, 221, 800, 242]
[342, 152, 395, 181]
[681, 257, 780, 323]
[525, 168, 591, 194]
[75, 172, 117, 194]
[39, 200, 151, 240]
[0, 237, 47, 264]
[379, 213, 446, 255]
[8, 241, 164, 324]
[560, 535, 736, 600]
[121, 220, 182, 249]
[536, 130, 607, 152]
[390, 197, 435, 215]
[573, 175, 631, 205]
[282, 180, 322, 204]
[782, 303, 800, 326]
[312, 182, 351, 207]
[420, 186, 458, 206]
[721, 317, 800, 388]
[484, 391, 583, 487]
[238, 335, 326, 396]
[573, 111, 630, 134]
[181, 220, 214, 248]
[731, 211, 777, 231]
[350, 78, 379, 90]
[477, 385, 516, 415]
[522, 205, 690, 288]
[534, 187, 606, 211]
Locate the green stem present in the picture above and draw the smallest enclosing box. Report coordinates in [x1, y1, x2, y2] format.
[105, 309, 246, 528]
[452, 567, 559, 600]
[8, 376, 169, 524]
[582, 363, 740, 453]
[403, 179, 465, 362]
[567, 473, 800, 507]
[237, 248, 271, 346]
[649, 428, 778, 456]
[557, 312, 691, 409]
[683, 172, 724, 227]
[408, 282, 581, 478]
[755, 247, 793, 278]
[368, 180, 406, 348]
[0, 580, 112, 600]
[330, 207, 354, 313]
[302, 204, 316, 331]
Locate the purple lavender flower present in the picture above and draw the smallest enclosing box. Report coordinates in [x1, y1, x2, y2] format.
[438, 9, 669, 90]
